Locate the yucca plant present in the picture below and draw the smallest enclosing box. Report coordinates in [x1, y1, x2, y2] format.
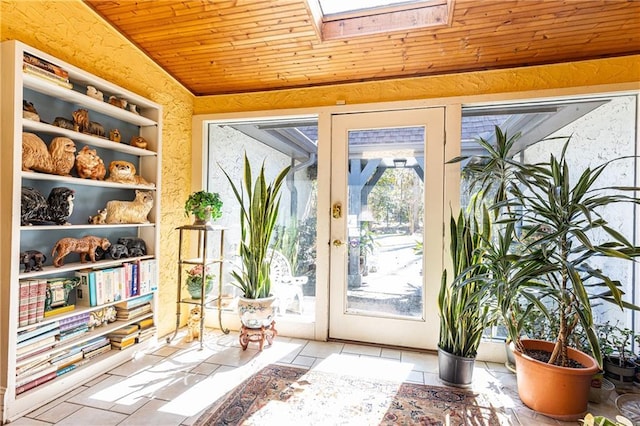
[221, 154, 290, 299]
[438, 209, 491, 358]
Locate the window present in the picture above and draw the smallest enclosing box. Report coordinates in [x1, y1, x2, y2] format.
[306, 0, 454, 40]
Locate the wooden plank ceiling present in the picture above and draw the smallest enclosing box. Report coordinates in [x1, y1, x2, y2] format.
[85, 0, 640, 96]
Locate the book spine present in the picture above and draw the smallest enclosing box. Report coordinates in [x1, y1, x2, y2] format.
[15, 370, 57, 395]
[23, 52, 69, 79]
[89, 271, 97, 307]
[22, 66, 73, 89]
[74, 270, 92, 307]
[131, 263, 139, 297]
[27, 280, 39, 325]
[18, 280, 30, 327]
[35, 279, 47, 323]
[17, 321, 60, 343]
[94, 270, 104, 305]
[123, 263, 132, 299]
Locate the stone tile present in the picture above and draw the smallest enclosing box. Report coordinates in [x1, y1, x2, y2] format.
[299, 340, 344, 358]
[107, 353, 165, 377]
[190, 361, 222, 375]
[32, 402, 83, 424]
[26, 386, 86, 418]
[8, 418, 52, 425]
[152, 345, 182, 357]
[399, 350, 438, 373]
[203, 346, 258, 367]
[292, 355, 317, 367]
[380, 347, 402, 360]
[54, 406, 127, 426]
[118, 398, 187, 426]
[406, 370, 424, 384]
[342, 343, 382, 356]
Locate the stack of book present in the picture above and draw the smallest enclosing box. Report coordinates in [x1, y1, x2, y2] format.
[114, 293, 153, 321]
[15, 322, 61, 395]
[81, 336, 111, 360]
[16, 322, 60, 359]
[107, 324, 139, 350]
[135, 318, 156, 343]
[22, 52, 72, 89]
[57, 312, 90, 342]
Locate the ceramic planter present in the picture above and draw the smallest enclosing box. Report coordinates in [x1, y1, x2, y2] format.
[437, 347, 475, 388]
[512, 339, 599, 421]
[186, 278, 213, 299]
[237, 295, 276, 329]
[604, 357, 636, 390]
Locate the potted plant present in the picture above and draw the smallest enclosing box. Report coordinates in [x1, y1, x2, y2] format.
[454, 126, 640, 420]
[184, 264, 215, 299]
[221, 154, 290, 329]
[184, 190, 223, 225]
[599, 322, 637, 389]
[437, 210, 491, 387]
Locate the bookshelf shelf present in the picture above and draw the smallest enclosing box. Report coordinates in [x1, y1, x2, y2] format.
[1, 40, 162, 423]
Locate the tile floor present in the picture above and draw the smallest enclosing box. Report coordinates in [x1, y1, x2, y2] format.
[11, 328, 623, 426]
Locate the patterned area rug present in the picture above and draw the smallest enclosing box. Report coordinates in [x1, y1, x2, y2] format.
[194, 364, 511, 425]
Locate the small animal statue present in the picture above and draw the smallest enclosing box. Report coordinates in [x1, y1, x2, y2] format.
[109, 129, 121, 143]
[20, 250, 46, 272]
[86, 85, 104, 101]
[22, 133, 76, 176]
[130, 136, 148, 149]
[23, 100, 40, 121]
[184, 306, 202, 343]
[21, 186, 75, 225]
[105, 160, 153, 186]
[52, 116, 77, 131]
[108, 243, 129, 260]
[104, 190, 154, 224]
[72, 109, 105, 137]
[108, 95, 127, 109]
[75, 146, 106, 180]
[128, 103, 139, 114]
[88, 208, 107, 224]
[51, 235, 111, 267]
[117, 236, 147, 257]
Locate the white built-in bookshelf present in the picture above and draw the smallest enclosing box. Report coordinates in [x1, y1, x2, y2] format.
[0, 40, 162, 422]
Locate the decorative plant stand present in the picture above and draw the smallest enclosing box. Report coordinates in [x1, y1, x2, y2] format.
[239, 322, 277, 351]
[166, 223, 229, 349]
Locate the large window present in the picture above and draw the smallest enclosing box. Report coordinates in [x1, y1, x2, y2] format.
[461, 95, 639, 344]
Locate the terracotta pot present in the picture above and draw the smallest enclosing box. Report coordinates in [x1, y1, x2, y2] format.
[512, 339, 599, 421]
[237, 295, 276, 329]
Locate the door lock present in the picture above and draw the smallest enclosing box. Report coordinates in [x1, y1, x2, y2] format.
[333, 239, 344, 247]
[332, 202, 342, 219]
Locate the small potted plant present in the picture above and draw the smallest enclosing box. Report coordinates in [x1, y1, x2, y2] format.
[185, 264, 214, 299]
[184, 190, 222, 225]
[599, 322, 637, 390]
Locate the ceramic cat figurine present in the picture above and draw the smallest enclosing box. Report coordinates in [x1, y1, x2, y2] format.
[104, 190, 153, 224]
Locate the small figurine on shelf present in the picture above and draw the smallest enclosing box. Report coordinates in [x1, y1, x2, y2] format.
[108, 243, 129, 260]
[22, 133, 76, 176]
[22, 100, 40, 122]
[117, 237, 147, 257]
[51, 235, 111, 267]
[128, 103, 139, 114]
[109, 129, 121, 143]
[105, 160, 154, 186]
[21, 186, 75, 226]
[19, 250, 46, 272]
[130, 136, 148, 149]
[88, 208, 107, 224]
[108, 95, 127, 109]
[72, 109, 105, 138]
[75, 146, 106, 180]
[86, 85, 104, 101]
[103, 190, 154, 224]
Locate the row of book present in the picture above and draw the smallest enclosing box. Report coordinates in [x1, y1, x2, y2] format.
[18, 277, 75, 327]
[75, 259, 157, 308]
[22, 52, 72, 89]
[15, 312, 155, 395]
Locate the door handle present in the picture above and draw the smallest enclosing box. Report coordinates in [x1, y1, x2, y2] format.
[333, 239, 344, 247]
[332, 202, 342, 219]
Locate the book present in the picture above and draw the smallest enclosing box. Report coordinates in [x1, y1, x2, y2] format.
[15, 359, 53, 383]
[57, 325, 89, 342]
[111, 338, 136, 350]
[22, 65, 73, 89]
[108, 333, 138, 345]
[16, 335, 56, 357]
[51, 350, 83, 369]
[35, 278, 47, 323]
[15, 370, 57, 395]
[27, 279, 39, 325]
[44, 304, 75, 318]
[15, 365, 57, 388]
[131, 262, 139, 297]
[23, 52, 69, 79]
[81, 336, 109, 354]
[108, 324, 140, 336]
[18, 280, 30, 327]
[94, 269, 105, 305]
[56, 364, 77, 377]
[17, 321, 60, 344]
[83, 343, 111, 359]
[75, 269, 95, 307]
[115, 293, 153, 310]
[59, 312, 90, 332]
[16, 346, 52, 366]
[136, 318, 155, 330]
[115, 303, 151, 320]
[17, 328, 59, 349]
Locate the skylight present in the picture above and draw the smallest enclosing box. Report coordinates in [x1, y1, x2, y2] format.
[306, 0, 454, 41]
[318, 0, 421, 16]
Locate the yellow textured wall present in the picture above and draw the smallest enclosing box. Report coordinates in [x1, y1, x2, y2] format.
[1, 0, 194, 337]
[194, 55, 640, 114]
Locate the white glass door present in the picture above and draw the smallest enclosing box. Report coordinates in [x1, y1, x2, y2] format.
[329, 108, 445, 349]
